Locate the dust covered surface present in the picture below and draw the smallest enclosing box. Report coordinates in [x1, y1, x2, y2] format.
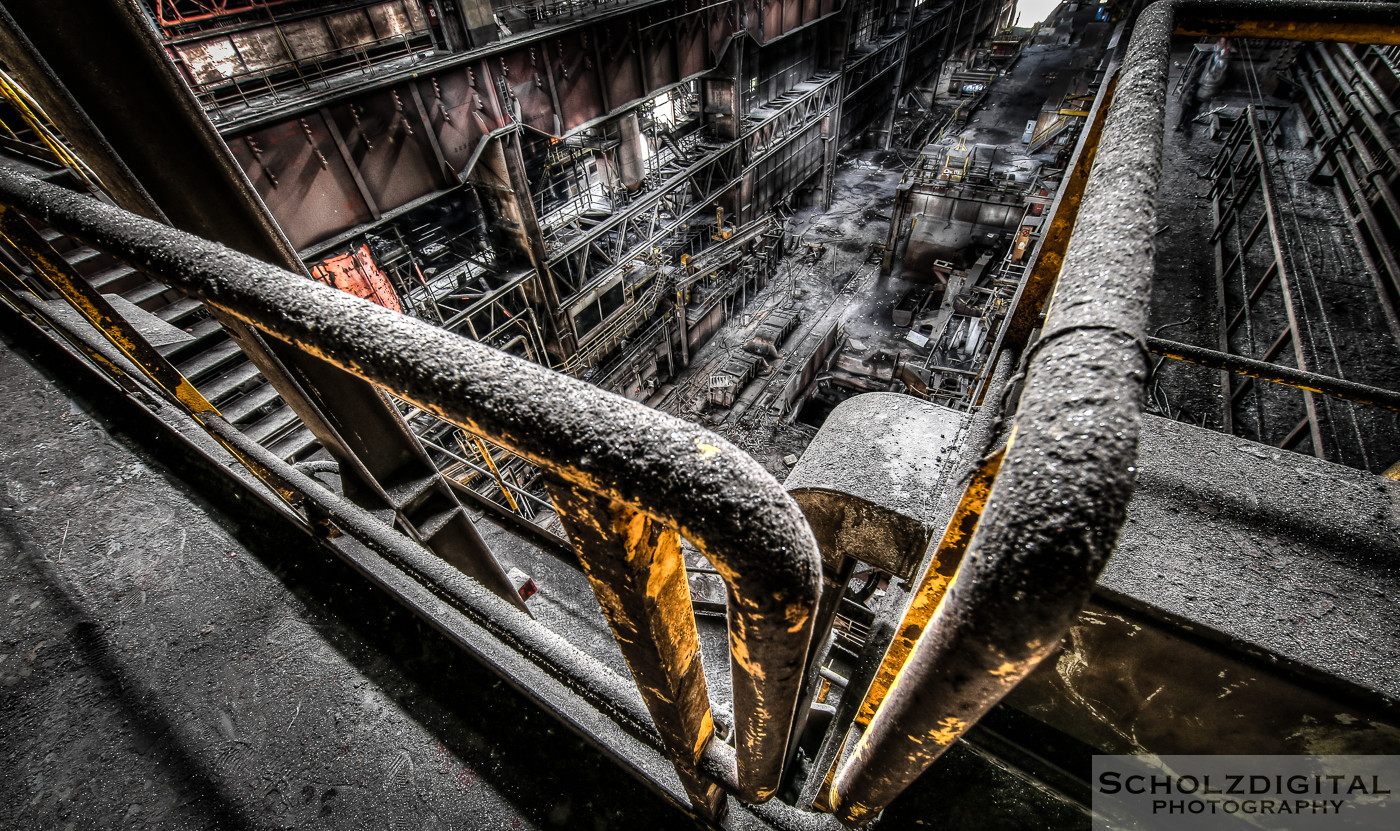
[0, 323, 695, 830]
[1106, 413, 1400, 703]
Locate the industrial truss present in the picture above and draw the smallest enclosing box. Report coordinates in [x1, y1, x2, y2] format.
[548, 74, 839, 302]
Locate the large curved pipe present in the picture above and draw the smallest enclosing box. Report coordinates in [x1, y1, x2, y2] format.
[0, 166, 821, 803]
[828, 0, 1170, 821]
[827, 0, 1400, 825]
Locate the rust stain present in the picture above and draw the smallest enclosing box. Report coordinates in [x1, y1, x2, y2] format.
[1176, 20, 1400, 45]
[854, 449, 1004, 727]
[691, 709, 714, 758]
[783, 599, 811, 633]
[694, 439, 722, 460]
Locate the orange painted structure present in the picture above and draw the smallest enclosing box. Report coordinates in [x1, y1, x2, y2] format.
[311, 244, 402, 313]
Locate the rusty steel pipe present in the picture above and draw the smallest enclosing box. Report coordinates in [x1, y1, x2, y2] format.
[830, 0, 1164, 823]
[0, 165, 821, 804]
[827, 0, 1400, 825]
[1175, 0, 1400, 44]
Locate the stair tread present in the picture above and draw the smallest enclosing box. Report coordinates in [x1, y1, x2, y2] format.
[176, 339, 243, 380]
[62, 246, 102, 267]
[243, 405, 301, 444]
[201, 360, 263, 403]
[122, 281, 170, 306]
[179, 316, 225, 340]
[157, 317, 225, 359]
[156, 298, 203, 322]
[268, 426, 319, 463]
[90, 265, 138, 290]
[221, 382, 282, 423]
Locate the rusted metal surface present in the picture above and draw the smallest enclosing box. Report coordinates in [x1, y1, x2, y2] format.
[547, 481, 726, 818]
[1175, 0, 1400, 43]
[5, 261, 848, 829]
[741, 0, 842, 43]
[1148, 336, 1400, 413]
[312, 243, 403, 312]
[2, 0, 533, 612]
[848, 447, 1005, 735]
[209, 1, 735, 251]
[995, 72, 1118, 356]
[824, 1, 1400, 824]
[828, 0, 1171, 819]
[1007, 411, 1400, 754]
[0, 166, 821, 806]
[11, 0, 1396, 825]
[805, 447, 1003, 814]
[0, 211, 214, 418]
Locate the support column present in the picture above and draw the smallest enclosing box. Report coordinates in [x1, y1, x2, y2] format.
[676, 290, 690, 367]
[473, 130, 577, 363]
[881, 31, 913, 151]
[453, 0, 497, 48]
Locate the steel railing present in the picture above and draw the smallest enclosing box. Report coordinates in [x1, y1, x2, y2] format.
[0, 163, 821, 820]
[6, 1, 1400, 828]
[825, 2, 1400, 825]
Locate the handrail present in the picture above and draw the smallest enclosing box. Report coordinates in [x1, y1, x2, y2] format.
[0, 164, 821, 810]
[14, 2, 1400, 825]
[826, 0, 1400, 825]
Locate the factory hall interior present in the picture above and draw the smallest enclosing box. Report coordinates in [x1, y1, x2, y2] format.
[2, 0, 1399, 828]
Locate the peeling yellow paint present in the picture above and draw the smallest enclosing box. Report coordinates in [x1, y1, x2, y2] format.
[841, 799, 874, 822]
[990, 662, 1018, 677]
[855, 449, 1004, 727]
[784, 600, 812, 633]
[692, 710, 714, 758]
[928, 716, 967, 746]
[694, 439, 721, 460]
[730, 634, 765, 681]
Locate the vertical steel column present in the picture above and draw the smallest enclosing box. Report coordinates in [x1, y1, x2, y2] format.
[879, 13, 913, 152]
[474, 128, 578, 363]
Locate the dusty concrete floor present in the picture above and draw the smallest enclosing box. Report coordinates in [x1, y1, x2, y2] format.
[0, 310, 1093, 829]
[0, 321, 693, 831]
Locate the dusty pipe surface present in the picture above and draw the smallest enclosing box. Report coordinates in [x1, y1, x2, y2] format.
[828, 0, 1172, 822]
[0, 166, 821, 804]
[828, 0, 1400, 823]
[1147, 336, 1400, 412]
